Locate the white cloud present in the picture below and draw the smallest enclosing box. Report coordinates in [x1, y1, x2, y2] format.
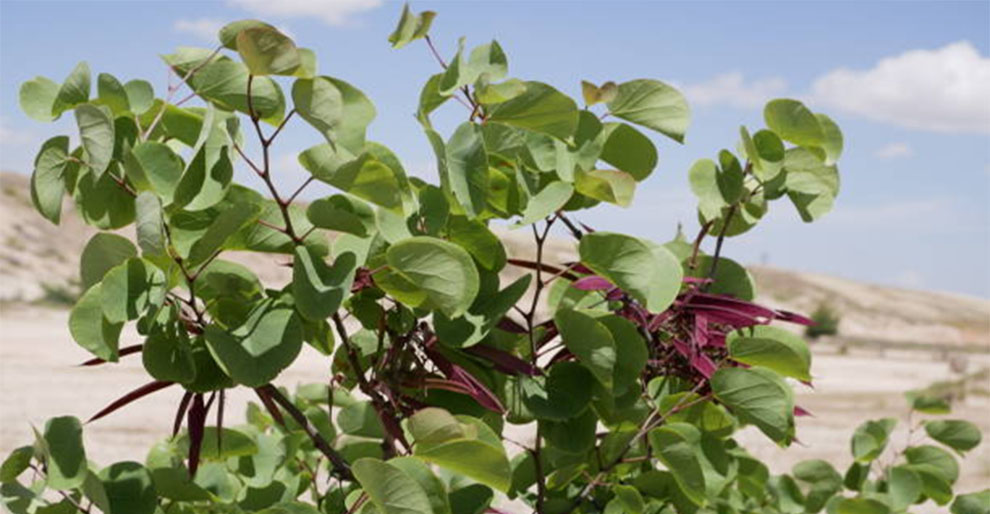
[811, 41, 990, 133]
[680, 72, 787, 109]
[873, 142, 914, 159]
[0, 117, 34, 146]
[173, 18, 224, 42]
[227, 0, 383, 27]
[823, 197, 960, 231]
[894, 270, 925, 289]
[175, 18, 297, 43]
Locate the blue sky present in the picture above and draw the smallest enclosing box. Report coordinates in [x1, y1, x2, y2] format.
[1, 1, 988, 297]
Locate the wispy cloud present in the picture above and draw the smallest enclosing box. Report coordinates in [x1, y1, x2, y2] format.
[811, 41, 990, 133]
[0, 117, 34, 146]
[894, 269, 925, 289]
[227, 0, 383, 27]
[873, 142, 914, 159]
[173, 18, 224, 42]
[679, 72, 787, 109]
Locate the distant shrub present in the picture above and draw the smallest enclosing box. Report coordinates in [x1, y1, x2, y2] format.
[36, 280, 80, 307]
[807, 303, 841, 339]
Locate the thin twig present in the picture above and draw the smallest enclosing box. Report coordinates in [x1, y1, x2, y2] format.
[259, 384, 353, 480]
[705, 206, 737, 283]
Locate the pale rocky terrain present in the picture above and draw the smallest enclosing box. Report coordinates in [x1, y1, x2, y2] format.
[1, 170, 988, 512]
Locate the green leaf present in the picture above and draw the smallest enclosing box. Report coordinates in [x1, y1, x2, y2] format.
[186, 202, 262, 267]
[834, 498, 891, 514]
[554, 309, 616, 389]
[388, 457, 452, 514]
[338, 401, 386, 438]
[815, 113, 843, 164]
[80, 233, 138, 290]
[887, 465, 922, 511]
[99, 462, 156, 514]
[951, 489, 990, 514]
[174, 108, 236, 211]
[42, 416, 86, 490]
[784, 148, 840, 222]
[648, 424, 705, 505]
[97, 73, 129, 114]
[851, 418, 897, 463]
[386, 237, 480, 318]
[292, 246, 356, 321]
[100, 258, 166, 324]
[388, 4, 436, 49]
[30, 136, 69, 224]
[166, 56, 285, 122]
[438, 41, 468, 96]
[685, 255, 756, 300]
[764, 99, 825, 150]
[124, 141, 184, 204]
[711, 367, 794, 443]
[352, 458, 433, 514]
[447, 216, 506, 272]
[414, 437, 511, 494]
[579, 232, 683, 312]
[292, 77, 343, 146]
[19, 76, 59, 121]
[69, 283, 123, 361]
[134, 192, 166, 257]
[544, 408, 597, 454]
[906, 393, 951, 414]
[417, 73, 449, 126]
[748, 128, 786, 182]
[142, 331, 195, 383]
[406, 408, 466, 445]
[434, 274, 530, 348]
[465, 41, 508, 84]
[157, 104, 204, 146]
[0, 447, 33, 484]
[75, 103, 115, 176]
[793, 459, 842, 512]
[574, 169, 636, 207]
[488, 82, 579, 140]
[406, 410, 511, 492]
[516, 181, 573, 226]
[914, 467, 953, 505]
[606, 79, 690, 143]
[581, 80, 617, 106]
[613, 484, 645, 514]
[323, 77, 376, 154]
[599, 123, 658, 181]
[658, 393, 736, 438]
[219, 19, 277, 49]
[599, 315, 648, 396]
[196, 427, 258, 459]
[306, 194, 375, 237]
[689, 157, 743, 220]
[204, 300, 303, 387]
[236, 26, 300, 76]
[299, 147, 403, 209]
[124, 80, 154, 115]
[445, 122, 489, 217]
[54, 62, 91, 116]
[905, 444, 959, 483]
[924, 420, 982, 454]
[448, 484, 492, 514]
[475, 78, 526, 105]
[521, 361, 593, 421]
[727, 326, 811, 381]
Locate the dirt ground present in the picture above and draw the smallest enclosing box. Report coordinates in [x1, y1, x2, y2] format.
[1, 305, 988, 513]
